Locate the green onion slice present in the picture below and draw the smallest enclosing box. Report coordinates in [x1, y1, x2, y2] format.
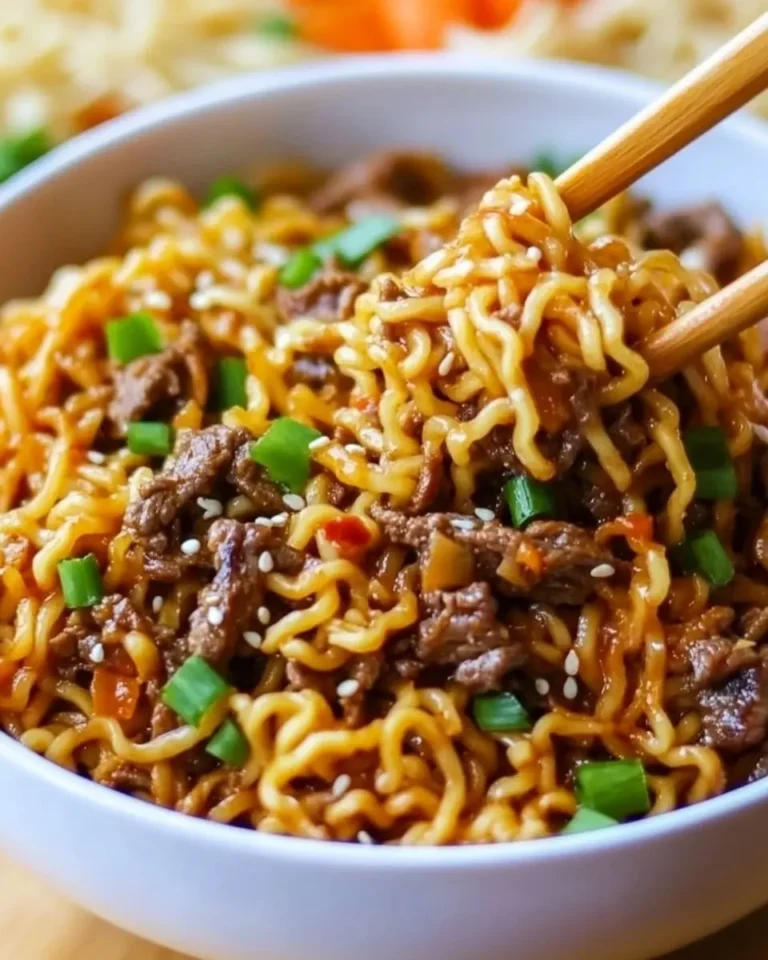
[279, 248, 322, 289]
[0, 128, 52, 184]
[58, 554, 104, 609]
[127, 421, 173, 457]
[162, 655, 231, 728]
[205, 175, 258, 210]
[683, 426, 737, 500]
[106, 312, 163, 364]
[332, 215, 400, 267]
[255, 14, 297, 39]
[472, 692, 531, 733]
[250, 417, 322, 493]
[214, 356, 248, 410]
[206, 719, 250, 767]
[671, 529, 734, 588]
[561, 807, 618, 835]
[575, 759, 650, 821]
[504, 475, 556, 528]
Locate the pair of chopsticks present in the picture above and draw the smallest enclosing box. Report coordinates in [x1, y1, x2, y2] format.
[554, 12, 768, 380]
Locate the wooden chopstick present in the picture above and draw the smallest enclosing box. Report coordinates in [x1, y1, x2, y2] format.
[640, 260, 768, 380]
[556, 13, 768, 222]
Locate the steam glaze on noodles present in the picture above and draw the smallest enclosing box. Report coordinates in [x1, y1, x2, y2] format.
[0, 152, 766, 845]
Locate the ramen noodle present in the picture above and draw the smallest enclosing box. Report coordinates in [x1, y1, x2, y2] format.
[0, 151, 766, 844]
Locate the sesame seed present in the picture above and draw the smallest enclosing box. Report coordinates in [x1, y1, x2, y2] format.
[337, 679, 360, 698]
[152, 596, 163, 614]
[195, 270, 215, 290]
[474, 507, 496, 522]
[450, 517, 476, 531]
[753, 423, 768, 445]
[564, 649, 580, 677]
[563, 677, 578, 700]
[535, 678, 550, 696]
[258, 551, 274, 573]
[309, 435, 330, 451]
[189, 292, 208, 311]
[254, 517, 272, 526]
[527, 246, 543, 263]
[345, 444, 366, 455]
[680, 246, 707, 271]
[331, 774, 351, 798]
[207, 606, 224, 626]
[89, 643, 105, 664]
[357, 830, 374, 845]
[270, 513, 288, 527]
[282, 493, 306, 511]
[222, 227, 246, 252]
[590, 563, 616, 579]
[86, 451, 106, 465]
[438, 351, 455, 376]
[243, 631, 262, 649]
[257, 606, 271, 625]
[342, 463, 357, 477]
[180, 538, 201, 556]
[143, 290, 172, 310]
[197, 496, 223, 519]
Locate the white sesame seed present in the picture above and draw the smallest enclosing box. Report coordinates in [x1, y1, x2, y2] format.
[438, 351, 455, 377]
[590, 563, 616, 579]
[450, 517, 476, 531]
[527, 246, 543, 263]
[564, 649, 580, 677]
[195, 270, 215, 290]
[563, 677, 578, 700]
[243, 630, 262, 649]
[535, 678, 550, 696]
[143, 290, 172, 310]
[342, 462, 357, 477]
[357, 830, 374, 845]
[197, 496, 223, 519]
[253, 241, 289, 266]
[309, 435, 330, 451]
[180, 538, 202, 556]
[89, 643, 105, 664]
[257, 606, 271, 625]
[258, 551, 274, 573]
[254, 517, 272, 526]
[189, 292, 208, 311]
[274, 329, 291, 350]
[270, 513, 288, 527]
[474, 507, 496, 522]
[222, 227, 246, 252]
[337, 679, 360, 698]
[207, 606, 224, 626]
[282, 493, 306, 511]
[345, 444, 366, 455]
[753, 423, 768, 445]
[680, 246, 707, 271]
[152, 596, 163, 614]
[86, 451, 106, 465]
[331, 774, 352, 798]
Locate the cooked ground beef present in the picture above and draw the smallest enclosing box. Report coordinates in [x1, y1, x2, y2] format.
[109, 320, 207, 432]
[276, 267, 366, 323]
[697, 658, 768, 753]
[640, 202, 744, 282]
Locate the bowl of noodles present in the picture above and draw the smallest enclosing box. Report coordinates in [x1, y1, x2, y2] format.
[0, 54, 767, 960]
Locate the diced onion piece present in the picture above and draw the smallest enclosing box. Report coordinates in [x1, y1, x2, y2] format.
[421, 530, 475, 592]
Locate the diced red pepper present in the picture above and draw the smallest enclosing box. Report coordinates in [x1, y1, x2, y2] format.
[622, 514, 654, 542]
[91, 668, 141, 721]
[323, 515, 371, 557]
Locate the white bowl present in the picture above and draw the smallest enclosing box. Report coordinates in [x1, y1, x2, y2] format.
[1, 56, 767, 960]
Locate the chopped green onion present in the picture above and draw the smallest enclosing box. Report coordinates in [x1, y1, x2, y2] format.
[255, 14, 297, 39]
[0, 128, 52, 184]
[105, 312, 163, 364]
[332, 215, 401, 267]
[58, 554, 104, 609]
[472, 692, 531, 733]
[684, 426, 737, 500]
[671, 529, 734, 588]
[206, 718, 250, 767]
[504, 475, 556, 528]
[205, 175, 258, 210]
[250, 417, 322, 493]
[312, 233, 341, 262]
[561, 807, 618, 835]
[279, 248, 322, 289]
[575, 759, 650, 821]
[213, 356, 248, 410]
[127, 421, 173, 457]
[162, 655, 231, 727]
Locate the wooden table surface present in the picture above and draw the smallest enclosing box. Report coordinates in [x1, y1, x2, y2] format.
[2, 850, 765, 960]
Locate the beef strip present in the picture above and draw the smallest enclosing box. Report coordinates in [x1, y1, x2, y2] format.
[226, 443, 286, 514]
[289, 353, 350, 393]
[109, 321, 207, 432]
[697, 658, 768, 753]
[453, 646, 527, 693]
[741, 607, 768, 647]
[276, 268, 366, 324]
[406, 450, 445, 515]
[686, 635, 759, 689]
[640, 202, 744, 281]
[187, 518, 304, 664]
[371, 505, 623, 606]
